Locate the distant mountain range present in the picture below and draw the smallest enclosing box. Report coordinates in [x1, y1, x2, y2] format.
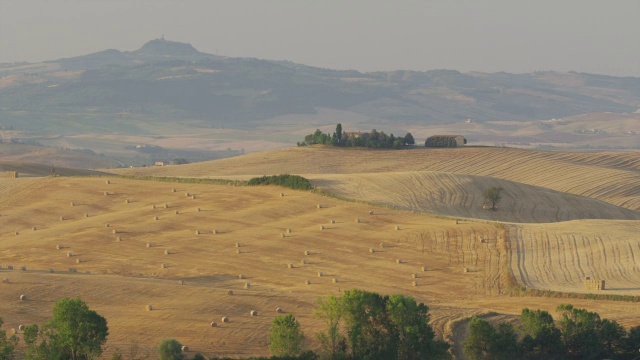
[1, 38, 639, 134]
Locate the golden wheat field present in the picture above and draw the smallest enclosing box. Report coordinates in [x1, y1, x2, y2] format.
[1, 146, 639, 359]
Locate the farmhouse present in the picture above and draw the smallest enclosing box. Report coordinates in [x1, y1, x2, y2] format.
[154, 161, 169, 166]
[425, 135, 466, 148]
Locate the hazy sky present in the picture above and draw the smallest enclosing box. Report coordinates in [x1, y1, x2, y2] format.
[1, 1, 639, 76]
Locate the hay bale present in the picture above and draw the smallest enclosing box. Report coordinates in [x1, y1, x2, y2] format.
[103, 191, 109, 196]
[164, 203, 169, 209]
[154, 216, 159, 221]
[146, 243, 152, 248]
[70, 202, 75, 207]
[317, 272, 323, 277]
[175, 210, 179, 215]
[210, 321, 217, 327]
[300, 259, 307, 265]
[105, 180, 111, 185]
[412, 281, 418, 287]
[59, 216, 64, 221]
[355, 218, 360, 223]
[287, 263, 294, 269]
[20, 266, 26, 271]
[320, 225, 325, 230]
[66, 252, 72, 257]
[116, 236, 122, 242]
[421, 266, 427, 272]
[146, 304, 153, 311]
[178, 280, 184, 285]
[369, 248, 375, 253]
[238, 274, 245, 279]
[305, 280, 311, 285]
[185, 192, 190, 197]
[56, 244, 61, 250]
[20, 294, 26, 301]
[463, 267, 469, 273]
[84, 213, 89, 218]
[286, 228, 292, 233]
[368, 210, 373, 215]
[304, 250, 310, 256]
[455, 219, 459, 225]
[195, 230, 200, 235]
[280, 192, 284, 197]
[164, 250, 171, 255]
[112, 229, 118, 234]
[276, 307, 283, 313]
[227, 290, 234, 295]
[396, 259, 402, 264]
[394, 225, 400, 231]
[197, 207, 201, 212]
[221, 317, 229, 323]
[191, 195, 196, 200]
[280, 233, 285, 238]
[76, 258, 81, 264]
[236, 249, 241, 254]
[235, 242, 241, 248]
[332, 278, 338, 283]
[411, 273, 418, 279]
[151, 204, 156, 209]
[161, 263, 167, 269]
[14, 231, 18, 236]
[172, 188, 176, 193]
[244, 282, 251, 289]
[212, 229, 218, 234]
[330, 219, 335, 224]
[18, 325, 25, 331]
[32, 226, 37, 231]
[250, 310, 258, 316]
[49, 268, 55, 273]
[105, 223, 110, 228]
[317, 204, 322, 209]
[125, 199, 130, 204]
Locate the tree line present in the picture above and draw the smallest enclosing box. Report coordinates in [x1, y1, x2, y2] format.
[300, 124, 415, 149]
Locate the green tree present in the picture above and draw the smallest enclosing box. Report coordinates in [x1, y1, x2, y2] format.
[556, 304, 607, 360]
[482, 186, 504, 211]
[335, 123, 342, 144]
[28, 298, 109, 360]
[0, 317, 18, 360]
[520, 309, 565, 360]
[157, 339, 183, 360]
[463, 317, 517, 360]
[269, 314, 305, 357]
[403, 132, 415, 145]
[315, 295, 346, 360]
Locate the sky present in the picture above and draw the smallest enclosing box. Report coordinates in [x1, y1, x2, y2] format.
[1, 0, 639, 77]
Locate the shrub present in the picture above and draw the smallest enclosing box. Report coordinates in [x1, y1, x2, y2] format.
[248, 175, 312, 190]
[158, 339, 183, 360]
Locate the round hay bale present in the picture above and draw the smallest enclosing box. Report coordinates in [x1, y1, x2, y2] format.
[369, 248, 375, 253]
[49, 268, 54, 273]
[250, 310, 258, 316]
[185, 192, 190, 197]
[18, 325, 25, 331]
[317, 204, 322, 209]
[20, 294, 26, 301]
[394, 225, 400, 231]
[411, 273, 418, 279]
[355, 218, 360, 223]
[146, 304, 153, 311]
[172, 188, 176, 193]
[305, 280, 311, 285]
[280, 233, 285, 238]
[235, 242, 241, 248]
[20, 266, 27, 271]
[32, 226, 37, 231]
[463, 267, 469, 273]
[286, 228, 292, 233]
[84, 213, 89, 218]
[164, 250, 171, 255]
[221, 317, 230, 323]
[116, 236, 122, 242]
[238, 274, 245, 279]
[317, 272, 323, 277]
[379, 242, 385, 248]
[276, 307, 283, 313]
[151, 205, 156, 209]
[197, 207, 201, 212]
[300, 259, 307, 265]
[244, 282, 250, 289]
[9, 328, 16, 335]
[236, 249, 241, 254]
[76, 258, 81, 264]
[161, 263, 167, 269]
[227, 290, 234, 295]
[105, 180, 110, 185]
[112, 229, 118, 234]
[279, 192, 284, 197]
[154, 216, 159, 221]
[70, 202, 75, 207]
[125, 199, 130, 204]
[212, 229, 218, 234]
[146, 243, 152, 248]
[14, 231, 19, 236]
[210, 321, 217, 327]
[455, 219, 459, 225]
[195, 230, 200, 235]
[320, 225, 325, 230]
[368, 210, 373, 215]
[56, 244, 61, 250]
[396, 259, 402, 264]
[330, 219, 335, 224]
[165, 204, 170, 209]
[287, 263, 294, 269]
[412, 281, 418, 287]
[59, 216, 64, 221]
[191, 195, 196, 200]
[178, 280, 184, 285]
[304, 250, 310, 256]
[421, 266, 427, 272]
[103, 191, 109, 196]
[332, 278, 338, 283]
[66, 252, 72, 257]
[105, 223, 110, 228]
[175, 210, 179, 214]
